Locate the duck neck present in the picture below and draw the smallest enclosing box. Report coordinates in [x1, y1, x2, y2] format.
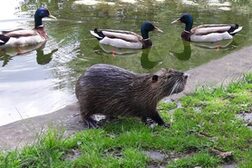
[35, 26, 48, 39]
[181, 31, 191, 41]
[185, 22, 192, 32]
[35, 16, 43, 29]
[142, 38, 152, 49]
[141, 29, 149, 40]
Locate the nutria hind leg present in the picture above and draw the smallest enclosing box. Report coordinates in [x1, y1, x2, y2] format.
[83, 116, 99, 128]
[79, 105, 98, 128]
[148, 111, 170, 128]
[142, 117, 156, 125]
[98, 115, 118, 126]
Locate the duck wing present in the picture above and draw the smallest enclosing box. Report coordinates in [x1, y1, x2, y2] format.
[100, 29, 142, 42]
[192, 24, 237, 35]
[3, 29, 37, 38]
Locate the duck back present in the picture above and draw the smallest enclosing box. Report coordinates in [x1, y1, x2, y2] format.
[190, 32, 232, 43]
[102, 30, 142, 42]
[192, 24, 231, 35]
[100, 37, 143, 49]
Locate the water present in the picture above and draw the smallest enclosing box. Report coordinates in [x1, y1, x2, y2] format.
[0, 0, 251, 126]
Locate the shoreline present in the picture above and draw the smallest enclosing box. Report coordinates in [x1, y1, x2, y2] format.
[1, 45, 252, 150]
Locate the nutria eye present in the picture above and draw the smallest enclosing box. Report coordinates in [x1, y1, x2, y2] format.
[167, 75, 172, 79]
[152, 75, 159, 82]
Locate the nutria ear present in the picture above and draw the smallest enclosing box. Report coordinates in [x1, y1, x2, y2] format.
[152, 75, 159, 82]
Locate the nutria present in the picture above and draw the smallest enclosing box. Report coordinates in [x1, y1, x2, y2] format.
[75, 64, 188, 127]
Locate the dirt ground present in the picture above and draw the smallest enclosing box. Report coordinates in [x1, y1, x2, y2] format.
[1, 45, 252, 150]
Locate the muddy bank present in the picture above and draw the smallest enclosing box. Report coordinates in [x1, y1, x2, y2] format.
[1, 45, 252, 150]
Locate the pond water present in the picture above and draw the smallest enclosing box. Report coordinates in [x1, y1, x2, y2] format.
[0, 0, 251, 126]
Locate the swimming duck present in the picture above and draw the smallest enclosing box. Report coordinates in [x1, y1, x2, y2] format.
[0, 7, 56, 48]
[90, 21, 163, 49]
[171, 13, 243, 43]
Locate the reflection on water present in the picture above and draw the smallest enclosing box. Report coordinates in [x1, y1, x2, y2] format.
[0, 42, 46, 66]
[170, 40, 191, 61]
[97, 44, 140, 56]
[0, 47, 75, 126]
[141, 48, 162, 69]
[192, 39, 235, 49]
[169, 39, 237, 61]
[0, 3, 77, 126]
[36, 48, 58, 65]
[0, 42, 59, 66]
[0, 37, 76, 126]
[0, 0, 251, 126]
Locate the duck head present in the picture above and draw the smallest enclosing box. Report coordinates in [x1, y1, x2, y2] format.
[171, 13, 193, 32]
[35, 7, 56, 28]
[141, 21, 163, 40]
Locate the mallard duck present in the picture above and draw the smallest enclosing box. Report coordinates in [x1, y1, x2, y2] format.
[90, 21, 163, 49]
[0, 7, 56, 48]
[171, 13, 243, 43]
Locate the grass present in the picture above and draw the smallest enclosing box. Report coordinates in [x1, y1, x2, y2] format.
[1, 74, 252, 168]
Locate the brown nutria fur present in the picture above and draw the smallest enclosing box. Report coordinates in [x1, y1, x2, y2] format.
[75, 64, 188, 127]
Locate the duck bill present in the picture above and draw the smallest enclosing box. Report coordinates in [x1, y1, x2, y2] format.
[48, 14, 57, 19]
[171, 18, 180, 24]
[154, 26, 163, 33]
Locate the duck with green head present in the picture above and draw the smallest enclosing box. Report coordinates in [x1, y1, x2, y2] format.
[0, 7, 56, 48]
[90, 21, 163, 49]
[171, 13, 243, 43]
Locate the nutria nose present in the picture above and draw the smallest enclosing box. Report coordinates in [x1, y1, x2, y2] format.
[184, 73, 189, 79]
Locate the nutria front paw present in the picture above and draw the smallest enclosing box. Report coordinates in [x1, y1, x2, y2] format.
[143, 118, 155, 125]
[163, 123, 171, 128]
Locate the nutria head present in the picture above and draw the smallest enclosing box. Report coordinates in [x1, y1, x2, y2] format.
[148, 68, 188, 98]
[132, 68, 188, 107]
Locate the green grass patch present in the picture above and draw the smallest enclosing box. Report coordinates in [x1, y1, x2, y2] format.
[1, 74, 252, 167]
[167, 152, 220, 168]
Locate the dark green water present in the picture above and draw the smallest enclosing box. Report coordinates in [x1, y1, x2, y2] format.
[0, 0, 251, 125]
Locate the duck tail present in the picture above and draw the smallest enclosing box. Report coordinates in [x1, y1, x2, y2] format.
[228, 24, 243, 36]
[90, 28, 105, 40]
[0, 35, 10, 45]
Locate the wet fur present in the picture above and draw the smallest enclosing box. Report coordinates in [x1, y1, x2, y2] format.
[75, 64, 187, 126]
